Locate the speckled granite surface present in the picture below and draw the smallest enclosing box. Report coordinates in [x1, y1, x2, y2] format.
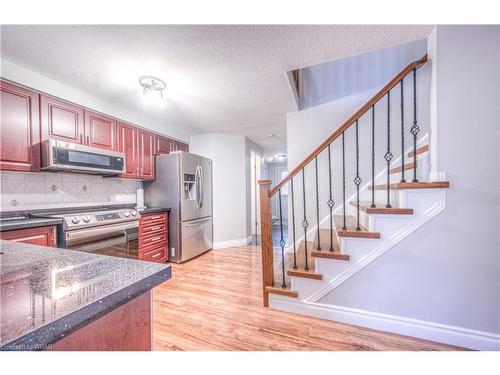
[0, 240, 171, 351]
[0, 217, 63, 232]
[137, 207, 171, 215]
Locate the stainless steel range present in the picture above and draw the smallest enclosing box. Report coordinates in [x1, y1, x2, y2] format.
[36, 208, 140, 258]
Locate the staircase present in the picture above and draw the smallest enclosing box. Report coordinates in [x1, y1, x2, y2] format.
[258, 55, 450, 317]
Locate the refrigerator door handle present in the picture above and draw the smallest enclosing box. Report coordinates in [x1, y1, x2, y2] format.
[199, 165, 204, 208]
[195, 166, 201, 208]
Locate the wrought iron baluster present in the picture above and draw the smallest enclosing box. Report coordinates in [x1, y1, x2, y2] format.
[411, 68, 420, 182]
[384, 91, 393, 208]
[278, 188, 286, 288]
[400, 79, 406, 183]
[342, 132, 346, 230]
[302, 169, 309, 271]
[315, 156, 321, 250]
[290, 178, 297, 269]
[371, 104, 376, 208]
[354, 119, 361, 230]
[327, 144, 334, 251]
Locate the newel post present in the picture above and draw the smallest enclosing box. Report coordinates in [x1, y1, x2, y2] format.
[258, 179, 274, 307]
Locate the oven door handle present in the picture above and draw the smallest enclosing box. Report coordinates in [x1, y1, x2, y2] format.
[65, 221, 139, 243]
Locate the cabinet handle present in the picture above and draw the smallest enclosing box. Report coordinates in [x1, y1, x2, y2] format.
[147, 236, 162, 242]
[148, 215, 163, 220]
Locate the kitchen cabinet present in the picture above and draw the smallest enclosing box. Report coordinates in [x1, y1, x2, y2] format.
[84, 110, 117, 151]
[117, 122, 139, 179]
[0, 225, 57, 247]
[118, 124, 155, 180]
[174, 141, 189, 152]
[40, 95, 85, 144]
[138, 212, 168, 263]
[138, 130, 155, 180]
[154, 135, 173, 155]
[0, 81, 41, 172]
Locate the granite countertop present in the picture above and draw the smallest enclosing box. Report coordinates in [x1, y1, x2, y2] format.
[0, 240, 171, 351]
[137, 207, 171, 215]
[0, 216, 63, 232]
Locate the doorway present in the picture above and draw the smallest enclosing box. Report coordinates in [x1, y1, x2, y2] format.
[250, 151, 261, 245]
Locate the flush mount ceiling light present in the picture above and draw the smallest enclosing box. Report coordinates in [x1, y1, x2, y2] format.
[265, 154, 274, 162]
[138, 76, 166, 106]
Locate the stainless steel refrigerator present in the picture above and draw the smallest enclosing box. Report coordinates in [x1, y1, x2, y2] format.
[144, 151, 213, 263]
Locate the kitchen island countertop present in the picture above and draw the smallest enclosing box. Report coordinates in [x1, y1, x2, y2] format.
[0, 240, 171, 351]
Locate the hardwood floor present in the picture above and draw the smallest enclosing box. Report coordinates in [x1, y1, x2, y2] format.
[152, 245, 461, 351]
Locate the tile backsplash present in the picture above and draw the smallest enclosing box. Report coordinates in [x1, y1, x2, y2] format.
[0, 171, 142, 212]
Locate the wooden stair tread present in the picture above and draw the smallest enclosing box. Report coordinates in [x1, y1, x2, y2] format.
[287, 269, 323, 280]
[369, 181, 450, 191]
[333, 215, 381, 239]
[311, 250, 350, 261]
[408, 144, 429, 157]
[349, 201, 413, 215]
[389, 161, 415, 174]
[265, 285, 298, 298]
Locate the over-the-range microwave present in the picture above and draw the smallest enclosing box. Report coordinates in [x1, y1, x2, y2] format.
[42, 139, 126, 175]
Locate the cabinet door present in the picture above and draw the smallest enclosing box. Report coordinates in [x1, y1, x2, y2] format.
[84, 110, 117, 150]
[41, 95, 85, 144]
[0, 226, 56, 247]
[0, 81, 41, 171]
[117, 122, 139, 178]
[174, 141, 189, 152]
[139, 130, 155, 180]
[154, 135, 172, 155]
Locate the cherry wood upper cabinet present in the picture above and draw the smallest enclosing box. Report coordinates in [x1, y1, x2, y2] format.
[139, 130, 155, 180]
[117, 122, 139, 178]
[174, 140, 189, 152]
[84, 110, 117, 151]
[0, 81, 41, 172]
[154, 135, 173, 155]
[40, 95, 85, 144]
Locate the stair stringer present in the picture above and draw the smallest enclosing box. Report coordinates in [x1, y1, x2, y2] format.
[270, 188, 447, 307]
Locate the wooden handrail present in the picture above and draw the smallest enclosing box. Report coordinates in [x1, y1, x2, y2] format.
[269, 53, 428, 197]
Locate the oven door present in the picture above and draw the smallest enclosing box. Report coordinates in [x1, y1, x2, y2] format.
[64, 221, 139, 259]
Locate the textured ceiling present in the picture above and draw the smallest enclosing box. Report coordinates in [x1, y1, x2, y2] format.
[0, 25, 434, 150]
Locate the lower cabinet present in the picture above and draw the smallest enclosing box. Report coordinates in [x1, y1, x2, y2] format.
[138, 212, 168, 263]
[0, 225, 57, 247]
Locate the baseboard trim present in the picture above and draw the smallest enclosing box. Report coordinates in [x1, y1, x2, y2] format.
[213, 236, 253, 249]
[269, 297, 500, 351]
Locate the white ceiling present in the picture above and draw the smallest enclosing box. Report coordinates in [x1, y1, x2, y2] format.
[0, 25, 434, 150]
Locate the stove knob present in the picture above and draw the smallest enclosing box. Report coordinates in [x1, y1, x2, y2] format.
[71, 217, 80, 224]
[83, 216, 91, 223]
[131, 211, 137, 217]
[124, 211, 130, 218]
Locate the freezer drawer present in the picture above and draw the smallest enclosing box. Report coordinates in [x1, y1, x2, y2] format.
[180, 216, 212, 262]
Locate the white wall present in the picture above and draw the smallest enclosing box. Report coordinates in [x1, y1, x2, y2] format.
[319, 26, 500, 336]
[0, 58, 190, 142]
[190, 134, 248, 247]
